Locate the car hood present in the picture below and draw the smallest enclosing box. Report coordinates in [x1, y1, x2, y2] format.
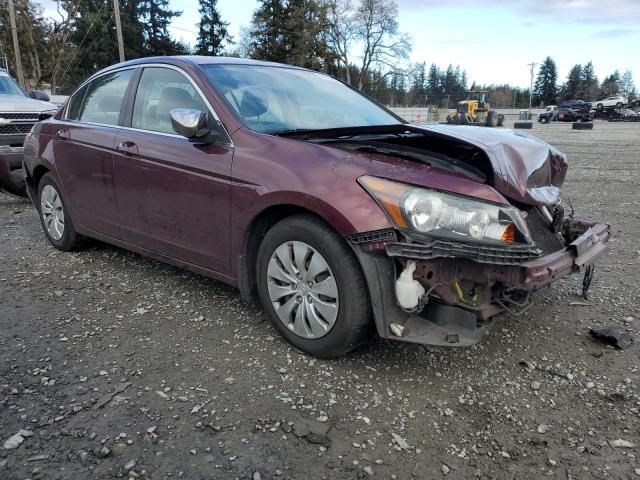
[416, 125, 568, 206]
[0, 94, 58, 112]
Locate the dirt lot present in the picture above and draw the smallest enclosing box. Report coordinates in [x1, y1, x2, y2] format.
[1, 121, 639, 480]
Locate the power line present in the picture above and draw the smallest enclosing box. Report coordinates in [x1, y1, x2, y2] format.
[56, 0, 110, 90]
[57, 14, 115, 91]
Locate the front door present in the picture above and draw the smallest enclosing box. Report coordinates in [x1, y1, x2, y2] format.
[52, 69, 134, 237]
[113, 66, 233, 274]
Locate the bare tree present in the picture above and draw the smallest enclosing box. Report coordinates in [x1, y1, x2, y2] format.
[325, 0, 410, 90]
[355, 0, 410, 90]
[325, 0, 357, 84]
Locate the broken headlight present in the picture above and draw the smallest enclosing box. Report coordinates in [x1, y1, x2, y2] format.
[359, 176, 532, 246]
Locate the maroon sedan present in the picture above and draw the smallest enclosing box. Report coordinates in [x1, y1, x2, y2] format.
[22, 56, 609, 357]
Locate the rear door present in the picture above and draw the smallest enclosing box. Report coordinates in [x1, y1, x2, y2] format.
[113, 66, 233, 274]
[52, 69, 134, 237]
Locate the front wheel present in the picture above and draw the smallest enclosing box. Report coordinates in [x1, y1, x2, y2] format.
[256, 215, 371, 358]
[37, 174, 84, 251]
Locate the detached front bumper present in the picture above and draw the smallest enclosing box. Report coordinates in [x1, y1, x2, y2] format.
[519, 220, 609, 289]
[0, 143, 28, 197]
[350, 217, 610, 347]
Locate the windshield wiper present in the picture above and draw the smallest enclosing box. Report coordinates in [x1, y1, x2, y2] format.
[270, 124, 415, 139]
[270, 128, 318, 137]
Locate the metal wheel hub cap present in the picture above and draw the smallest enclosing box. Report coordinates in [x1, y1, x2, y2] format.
[267, 241, 339, 339]
[40, 185, 65, 241]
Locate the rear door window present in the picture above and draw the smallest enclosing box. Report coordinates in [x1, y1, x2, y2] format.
[131, 67, 209, 135]
[77, 70, 134, 126]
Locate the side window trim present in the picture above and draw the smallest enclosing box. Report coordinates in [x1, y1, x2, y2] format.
[125, 64, 232, 144]
[120, 67, 143, 128]
[65, 83, 90, 121]
[63, 67, 136, 126]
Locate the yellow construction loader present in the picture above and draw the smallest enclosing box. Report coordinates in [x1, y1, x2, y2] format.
[446, 91, 504, 127]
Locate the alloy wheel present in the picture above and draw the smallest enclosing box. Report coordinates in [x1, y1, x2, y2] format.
[266, 241, 339, 339]
[40, 184, 65, 241]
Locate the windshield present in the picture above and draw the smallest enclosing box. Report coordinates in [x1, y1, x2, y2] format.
[0, 75, 26, 96]
[202, 65, 401, 134]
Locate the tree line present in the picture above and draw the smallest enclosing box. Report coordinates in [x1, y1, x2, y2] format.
[1, 0, 637, 108]
[533, 56, 637, 107]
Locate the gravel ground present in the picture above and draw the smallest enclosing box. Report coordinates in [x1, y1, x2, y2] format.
[1, 121, 639, 480]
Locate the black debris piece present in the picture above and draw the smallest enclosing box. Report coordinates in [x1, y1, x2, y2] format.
[589, 327, 634, 350]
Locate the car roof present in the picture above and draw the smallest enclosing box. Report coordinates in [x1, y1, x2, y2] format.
[97, 56, 308, 76]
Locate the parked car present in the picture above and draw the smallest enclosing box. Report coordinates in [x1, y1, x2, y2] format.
[559, 100, 592, 110]
[595, 96, 627, 109]
[538, 107, 592, 123]
[0, 69, 58, 197]
[22, 56, 610, 357]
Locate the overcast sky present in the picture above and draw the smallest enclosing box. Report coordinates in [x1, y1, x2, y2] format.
[41, 0, 640, 89]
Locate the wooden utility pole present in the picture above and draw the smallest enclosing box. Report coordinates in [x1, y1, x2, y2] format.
[7, 0, 25, 88]
[113, 0, 125, 62]
[527, 61, 537, 116]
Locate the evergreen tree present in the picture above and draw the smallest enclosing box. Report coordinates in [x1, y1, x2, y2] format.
[561, 64, 583, 100]
[426, 63, 441, 100]
[195, 0, 231, 56]
[600, 71, 621, 97]
[58, 0, 119, 90]
[284, 0, 332, 70]
[247, 0, 288, 62]
[581, 61, 598, 100]
[406, 62, 426, 106]
[532, 56, 557, 106]
[138, 0, 187, 56]
[119, 0, 147, 60]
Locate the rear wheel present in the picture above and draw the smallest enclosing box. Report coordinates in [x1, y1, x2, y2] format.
[596, 103, 603, 110]
[486, 110, 498, 127]
[540, 116, 549, 124]
[37, 174, 84, 251]
[256, 215, 371, 358]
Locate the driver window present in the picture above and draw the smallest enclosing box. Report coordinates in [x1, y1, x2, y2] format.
[132, 67, 209, 135]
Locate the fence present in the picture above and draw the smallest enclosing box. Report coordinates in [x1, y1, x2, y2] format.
[388, 107, 547, 124]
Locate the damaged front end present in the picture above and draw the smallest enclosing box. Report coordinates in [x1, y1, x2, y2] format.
[350, 212, 609, 347]
[343, 127, 610, 347]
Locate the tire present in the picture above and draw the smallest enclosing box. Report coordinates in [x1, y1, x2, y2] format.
[0, 158, 28, 198]
[458, 113, 470, 125]
[497, 114, 504, 127]
[616, 102, 623, 108]
[446, 114, 456, 124]
[256, 215, 371, 358]
[539, 116, 549, 124]
[596, 103, 603, 110]
[513, 121, 533, 129]
[572, 122, 593, 130]
[37, 174, 84, 251]
[486, 110, 498, 127]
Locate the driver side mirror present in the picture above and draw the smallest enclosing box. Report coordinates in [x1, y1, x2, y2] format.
[170, 109, 226, 143]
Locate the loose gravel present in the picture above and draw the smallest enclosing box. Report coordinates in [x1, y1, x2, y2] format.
[1, 121, 639, 479]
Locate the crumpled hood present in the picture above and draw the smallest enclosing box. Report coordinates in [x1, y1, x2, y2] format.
[418, 124, 568, 206]
[0, 94, 58, 112]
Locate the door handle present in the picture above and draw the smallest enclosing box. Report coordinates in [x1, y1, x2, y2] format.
[56, 129, 70, 140]
[116, 141, 139, 156]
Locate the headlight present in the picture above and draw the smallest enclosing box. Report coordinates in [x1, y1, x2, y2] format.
[358, 176, 532, 246]
[39, 109, 58, 121]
